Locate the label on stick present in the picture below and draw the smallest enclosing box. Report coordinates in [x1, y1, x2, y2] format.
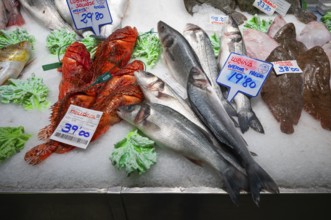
[272, 60, 303, 75]
[253, 0, 277, 16]
[217, 53, 273, 102]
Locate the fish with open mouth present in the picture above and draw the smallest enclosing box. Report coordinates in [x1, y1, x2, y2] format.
[218, 16, 264, 134]
[187, 66, 279, 205]
[118, 102, 248, 205]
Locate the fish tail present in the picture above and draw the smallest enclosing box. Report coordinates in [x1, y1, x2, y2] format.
[222, 167, 248, 205]
[238, 110, 264, 134]
[246, 162, 279, 206]
[7, 11, 25, 26]
[24, 142, 58, 165]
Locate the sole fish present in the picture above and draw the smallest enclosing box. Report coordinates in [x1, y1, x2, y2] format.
[0, 41, 31, 85]
[261, 46, 304, 134]
[297, 46, 331, 130]
[118, 102, 248, 205]
[187, 66, 279, 205]
[218, 16, 264, 134]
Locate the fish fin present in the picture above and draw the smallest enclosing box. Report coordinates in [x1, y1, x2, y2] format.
[24, 141, 58, 165]
[222, 99, 238, 118]
[237, 110, 264, 134]
[280, 121, 294, 134]
[7, 12, 25, 27]
[246, 162, 279, 206]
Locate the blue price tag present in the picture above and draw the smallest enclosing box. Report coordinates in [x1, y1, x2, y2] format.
[253, 0, 277, 16]
[66, 0, 112, 36]
[217, 53, 273, 102]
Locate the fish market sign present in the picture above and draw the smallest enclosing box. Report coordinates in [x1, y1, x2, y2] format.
[217, 53, 273, 102]
[253, 0, 277, 16]
[66, 0, 112, 35]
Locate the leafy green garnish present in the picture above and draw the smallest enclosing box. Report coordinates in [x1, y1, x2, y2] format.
[209, 33, 220, 57]
[0, 28, 35, 49]
[80, 35, 99, 58]
[244, 14, 273, 33]
[46, 28, 77, 55]
[132, 30, 162, 68]
[321, 12, 331, 32]
[110, 130, 157, 175]
[0, 126, 31, 162]
[0, 75, 50, 110]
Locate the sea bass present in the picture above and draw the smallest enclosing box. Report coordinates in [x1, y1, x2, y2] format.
[3, 0, 25, 26]
[0, 41, 31, 85]
[297, 46, 331, 130]
[218, 16, 264, 134]
[118, 102, 248, 204]
[19, 0, 74, 31]
[187, 66, 279, 205]
[183, 23, 237, 119]
[261, 46, 304, 134]
[0, 0, 8, 29]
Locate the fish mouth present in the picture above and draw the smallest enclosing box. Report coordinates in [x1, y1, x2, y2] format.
[157, 21, 167, 34]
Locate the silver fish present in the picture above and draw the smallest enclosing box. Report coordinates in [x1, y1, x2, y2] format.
[183, 23, 237, 120]
[218, 16, 264, 134]
[187, 66, 279, 205]
[118, 102, 248, 204]
[0, 0, 8, 29]
[19, 0, 74, 31]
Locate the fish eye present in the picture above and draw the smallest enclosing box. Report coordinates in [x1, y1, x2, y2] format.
[126, 105, 136, 112]
[145, 72, 154, 77]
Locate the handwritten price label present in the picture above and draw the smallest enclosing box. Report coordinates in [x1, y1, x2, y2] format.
[217, 53, 273, 102]
[209, 15, 228, 25]
[66, 0, 112, 35]
[272, 60, 303, 75]
[253, 0, 277, 15]
[50, 104, 103, 149]
[272, 0, 291, 17]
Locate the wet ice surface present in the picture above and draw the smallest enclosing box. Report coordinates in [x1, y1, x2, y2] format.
[0, 0, 331, 193]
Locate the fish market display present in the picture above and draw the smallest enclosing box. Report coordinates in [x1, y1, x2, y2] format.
[297, 46, 331, 130]
[0, 0, 8, 29]
[261, 46, 303, 134]
[3, 0, 25, 27]
[19, 0, 74, 31]
[183, 23, 237, 119]
[58, 42, 92, 99]
[187, 67, 278, 204]
[243, 28, 279, 61]
[0, 41, 31, 85]
[183, 0, 246, 25]
[297, 21, 331, 49]
[274, 23, 307, 59]
[118, 102, 248, 204]
[267, 15, 287, 38]
[219, 16, 264, 134]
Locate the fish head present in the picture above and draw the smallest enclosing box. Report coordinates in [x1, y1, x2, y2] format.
[0, 41, 32, 62]
[134, 70, 164, 93]
[157, 21, 177, 49]
[118, 103, 151, 125]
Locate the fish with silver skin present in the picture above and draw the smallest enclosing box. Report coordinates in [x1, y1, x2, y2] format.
[183, 23, 237, 120]
[19, 0, 74, 31]
[0, 41, 31, 85]
[118, 102, 248, 204]
[187, 66, 279, 205]
[218, 16, 264, 134]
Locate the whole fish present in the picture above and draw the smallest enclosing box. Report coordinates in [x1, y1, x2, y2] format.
[183, 23, 237, 119]
[118, 102, 248, 204]
[218, 16, 264, 134]
[183, 0, 246, 25]
[0, 0, 8, 29]
[297, 46, 331, 130]
[261, 46, 304, 134]
[3, 0, 25, 26]
[187, 66, 279, 205]
[0, 41, 31, 85]
[19, 0, 74, 31]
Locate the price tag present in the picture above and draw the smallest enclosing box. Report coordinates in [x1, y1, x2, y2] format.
[272, 60, 303, 75]
[66, 0, 112, 36]
[272, 0, 291, 17]
[209, 15, 228, 25]
[217, 53, 273, 102]
[253, 0, 277, 16]
[50, 104, 103, 149]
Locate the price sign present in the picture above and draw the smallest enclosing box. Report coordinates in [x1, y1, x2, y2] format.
[272, 60, 303, 75]
[209, 15, 228, 25]
[253, 0, 277, 16]
[273, 0, 291, 17]
[217, 53, 273, 102]
[66, 0, 112, 36]
[50, 104, 103, 149]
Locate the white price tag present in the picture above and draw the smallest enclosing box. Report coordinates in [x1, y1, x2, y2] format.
[50, 105, 103, 149]
[66, 0, 112, 36]
[209, 15, 228, 25]
[272, 60, 303, 75]
[217, 53, 273, 102]
[273, 0, 291, 17]
[253, 0, 277, 16]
